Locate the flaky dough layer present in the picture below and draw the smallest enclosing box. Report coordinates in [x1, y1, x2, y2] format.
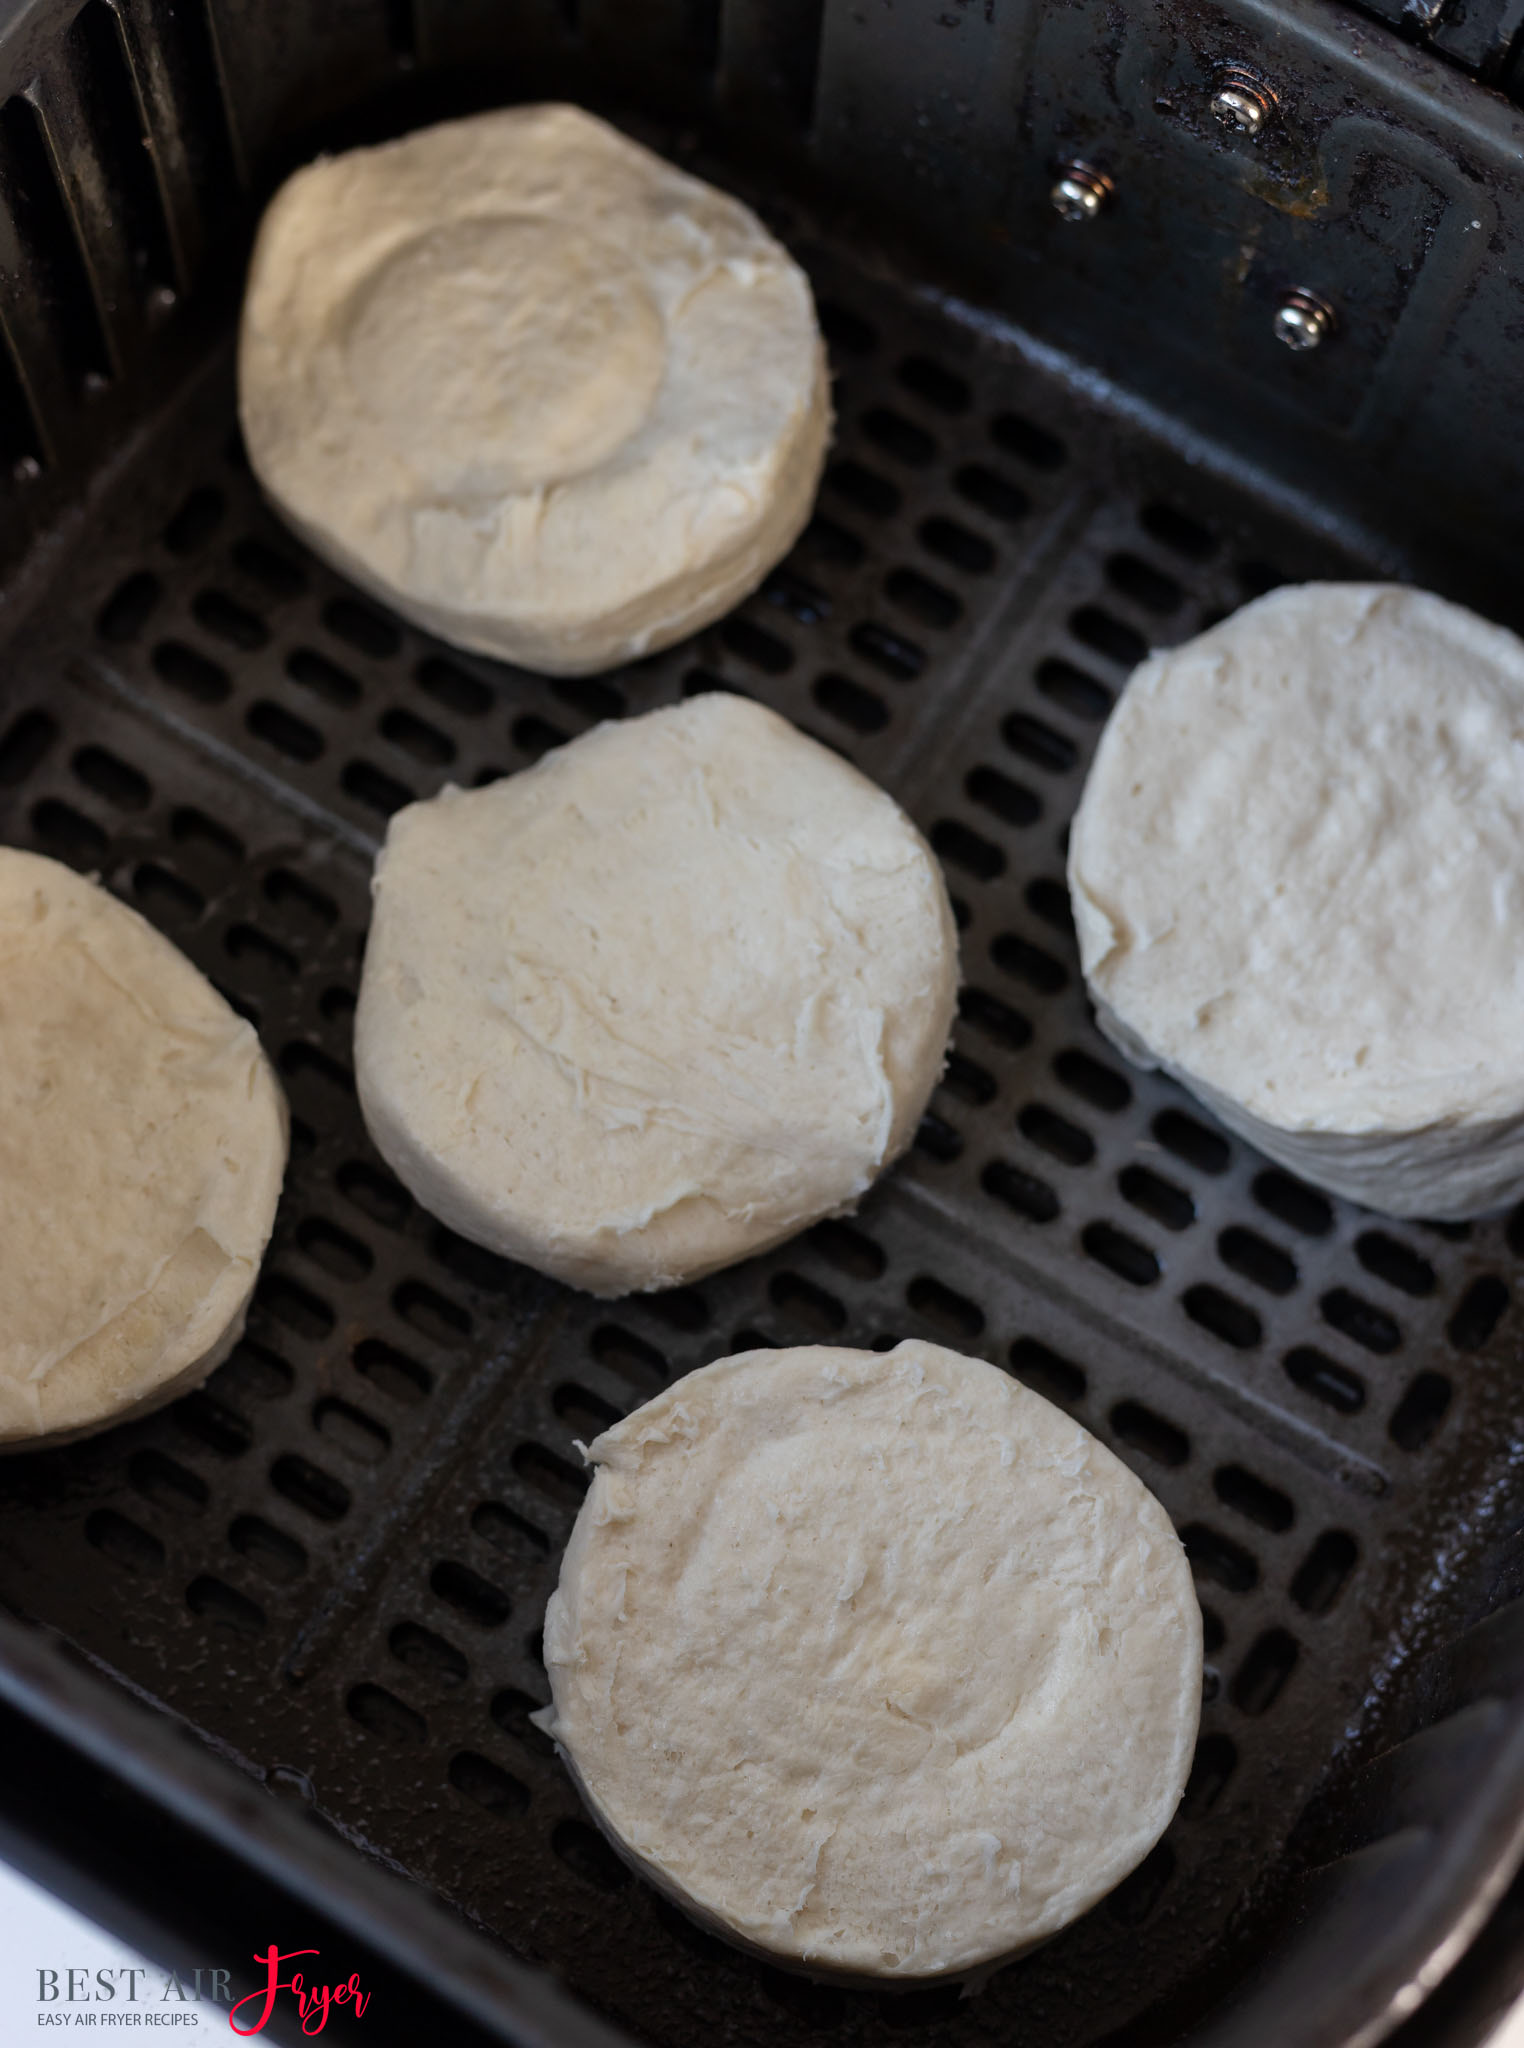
[538, 1341, 1201, 1979]
[1069, 583, 1524, 1217]
[0, 850, 288, 1449]
[354, 695, 959, 1295]
[238, 104, 830, 675]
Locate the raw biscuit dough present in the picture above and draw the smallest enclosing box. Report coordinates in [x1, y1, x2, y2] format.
[0, 850, 288, 1450]
[238, 103, 831, 675]
[537, 1340, 1202, 1979]
[1068, 583, 1524, 1217]
[353, 694, 959, 1296]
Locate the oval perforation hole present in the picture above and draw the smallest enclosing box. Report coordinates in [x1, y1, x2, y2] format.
[1003, 711, 1075, 774]
[248, 700, 322, 762]
[827, 460, 900, 518]
[1182, 1522, 1259, 1592]
[342, 759, 413, 815]
[1054, 1049, 1131, 1112]
[1390, 1371, 1452, 1451]
[232, 536, 305, 597]
[981, 1160, 1059, 1222]
[1355, 1231, 1436, 1298]
[347, 1682, 425, 1744]
[800, 513, 864, 567]
[220, 1340, 293, 1404]
[1154, 1109, 1229, 1174]
[489, 1689, 554, 1760]
[415, 656, 491, 717]
[762, 568, 830, 626]
[1214, 1464, 1293, 1533]
[770, 1272, 847, 1336]
[1082, 1221, 1159, 1287]
[813, 672, 888, 733]
[1105, 553, 1183, 615]
[991, 412, 1066, 469]
[553, 1818, 628, 1891]
[193, 588, 267, 650]
[473, 1501, 549, 1555]
[806, 1220, 886, 1280]
[1119, 1164, 1194, 1232]
[915, 1112, 963, 1162]
[1183, 1283, 1262, 1350]
[818, 300, 876, 354]
[1290, 1531, 1358, 1616]
[391, 1620, 468, 1687]
[186, 1575, 265, 1636]
[1008, 1336, 1085, 1405]
[430, 1558, 511, 1627]
[263, 866, 337, 930]
[898, 355, 970, 412]
[280, 1042, 355, 1098]
[932, 819, 1004, 880]
[172, 807, 243, 875]
[642, 1287, 709, 1331]
[32, 800, 106, 864]
[225, 924, 296, 980]
[134, 862, 204, 924]
[1233, 1628, 1298, 1715]
[287, 647, 361, 706]
[1322, 1288, 1401, 1355]
[1141, 502, 1218, 560]
[886, 567, 960, 629]
[1110, 1400, 1188, 1466]
[721, 617, 793, 673]
[430, 1226, 520, 1296]
[965, 766, 1041, 830]
[152, 641, 230, 703]
[1218, 1226, 1297, 1297]
[906, 1276, 984, 1338]
[297, 1218, 373, 1281]
[86, 1509, 164, 1576]
[553, 1383, 623, 1437]
[1284, 1346, 1365, 1414]
[338, 1162, 410, 1230]
[1035, 657, 1111, 721]
[353, 1337, 431, 1406]
[73, 745, 149, 809]
[920, 516, 993, 574]
[1252, 1171, 1333, 1236]
[314, 1397, 389, 1465]
[1448, 1276, 1509, 1353]
[229, 1514, 307, 1583]
[163, 487, 223, 555]
[991, 931, 1066, 993]
[270, 1454, 350, 1522]
[129, 1449, 207, 1516]
[958, 983, 1032, 1049]
[324, 596, 399, 658]
[394, 1280, 471, 1345]
[942, 1052, 996, 1105]
[1019, 1103, 1093, 1167]
[1026, 877, 1073, 936]
[850, 620, 925, 681]
[512, 1442, 588, 1508]
[97, 571, 161, 642]
[589, 1325, 667, 1390]
[1070, 606, 1147, 668]
[1182, 1733, 1237, 1818]
[449, 1750, 528, 1815]
[863, 405, 936, 466]
[953, 464, 1029, 524]
[174, 1391, 252, 1458]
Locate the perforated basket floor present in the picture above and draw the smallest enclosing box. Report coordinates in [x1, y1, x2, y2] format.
[2, 206, 1523, 2048]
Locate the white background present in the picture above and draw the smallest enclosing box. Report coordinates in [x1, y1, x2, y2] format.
[0, 1860, 223, 2036]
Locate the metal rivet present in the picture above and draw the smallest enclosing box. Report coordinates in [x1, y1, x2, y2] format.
[1050, 163, 1114, 222]
[1274, 289, 1336, 352]
[1211, 77, 1275, 137]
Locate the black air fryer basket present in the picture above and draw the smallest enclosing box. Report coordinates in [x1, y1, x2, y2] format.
[4, 3, 1524, 2044]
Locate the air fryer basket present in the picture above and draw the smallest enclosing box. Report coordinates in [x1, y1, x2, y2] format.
[2, 4, 1524, 2046]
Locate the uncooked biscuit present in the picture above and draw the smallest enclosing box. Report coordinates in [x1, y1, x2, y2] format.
[353, 694, 959, 1295]
[537, 1340, 1202, 1979]
[1068, 582, 1524, 1217]
[238, 103, 830, 675]
[0, 849, 288, 1449]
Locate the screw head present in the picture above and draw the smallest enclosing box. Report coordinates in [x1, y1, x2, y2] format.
[1051, 163, 1113, 222]
[1274, 290, 1336, 352]
[1211, 81, 1273, 136]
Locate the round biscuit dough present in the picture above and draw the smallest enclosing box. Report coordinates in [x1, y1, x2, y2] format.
[237, 103, 831, 676]
[353, 694, 959, 1296]
[1069, 583, 1524, 1218]
[0, 849, 288, 1450]
[536, 1341, 1202, 1980]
